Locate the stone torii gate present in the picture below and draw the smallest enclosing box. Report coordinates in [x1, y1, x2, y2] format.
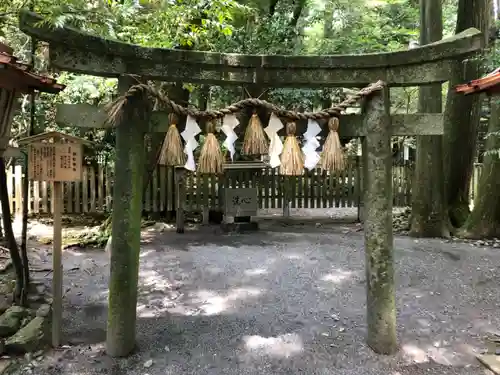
[18, 10, 484, 357]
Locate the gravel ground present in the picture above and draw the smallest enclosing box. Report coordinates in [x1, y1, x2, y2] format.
[10, 211, 500, 375]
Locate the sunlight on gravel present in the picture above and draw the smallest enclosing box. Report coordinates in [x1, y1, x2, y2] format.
[242, 333, 304, 358]
[10, 208, 500, 375]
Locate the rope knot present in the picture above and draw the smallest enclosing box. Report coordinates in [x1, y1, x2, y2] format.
[206, 121, 217, 134]
[286, 122, 296, 136]
[168, 113, 178, 125]
[328, 117, 340, 132]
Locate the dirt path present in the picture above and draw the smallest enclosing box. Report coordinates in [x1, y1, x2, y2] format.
[8, 220, 500, 375]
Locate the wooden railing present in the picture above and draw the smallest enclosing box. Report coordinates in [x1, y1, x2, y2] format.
[4, 159, 482, 216]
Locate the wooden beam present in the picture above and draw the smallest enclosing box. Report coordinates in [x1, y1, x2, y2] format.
[56, 103, 445, 136]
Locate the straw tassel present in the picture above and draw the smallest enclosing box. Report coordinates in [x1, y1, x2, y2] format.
[242, 111, 269, 156]
[280, 122, 304, 176]
[320, 117, 346, 172]
[158, 113, 186, 166]
[198, 121, 224, 174]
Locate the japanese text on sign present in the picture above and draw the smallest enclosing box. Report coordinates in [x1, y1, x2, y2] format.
[28, 143, 82, 182]
[224, 188, 258, 216]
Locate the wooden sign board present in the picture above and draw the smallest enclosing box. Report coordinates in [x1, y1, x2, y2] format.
[28, 142, 83, 182]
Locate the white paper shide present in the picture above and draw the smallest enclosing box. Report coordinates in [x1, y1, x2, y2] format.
[181, 115, 202, 171]
[221, 114, 239, 161]
[264, 113, 284, 168]
[302, 118, 321, 170]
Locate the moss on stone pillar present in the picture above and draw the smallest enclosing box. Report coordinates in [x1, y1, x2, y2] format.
[106, 76, 146, 357]
[362, 85, 398, 355]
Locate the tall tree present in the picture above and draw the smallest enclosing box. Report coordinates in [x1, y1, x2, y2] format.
[460, 94, 500, 238]
[0, 158, 26, 304]
[410, 0, 450, 237]
[459, 1, 499, 238]
[442, 0, 492, 227]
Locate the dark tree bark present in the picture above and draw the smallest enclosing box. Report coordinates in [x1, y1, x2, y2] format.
[410, 0, 450, 237]
[0, 157, 25, 304]
[323, 0, 334, 39]
[19, 46, 37, 300]
[20, 158, 30, 303]
[0, 216, 3, 240]
[459, 97, 500, 238]
[268, 0, 279, 16]
[18, 29, 37, 302]
[290, 0, 307, 29]
[443, 0, 492, 227]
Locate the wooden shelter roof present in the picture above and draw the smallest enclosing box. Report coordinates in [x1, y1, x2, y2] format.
[0, 42, 65, 94]
[456, 68, 500, 95]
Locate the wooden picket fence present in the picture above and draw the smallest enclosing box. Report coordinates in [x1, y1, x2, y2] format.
[5, 159, 483, 216]
[181, 161, 412, 210]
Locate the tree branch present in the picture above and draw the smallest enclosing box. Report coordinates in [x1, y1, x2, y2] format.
[269, 0, 279, 17]
[289, 0, 306, 29]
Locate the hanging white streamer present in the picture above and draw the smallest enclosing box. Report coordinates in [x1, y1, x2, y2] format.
[181, 115, 201, 171]
[221, 114, 239, 161]
[264, 113, 284, 168]
[268, 133, 283, 168]
[302, 118, 322, 170]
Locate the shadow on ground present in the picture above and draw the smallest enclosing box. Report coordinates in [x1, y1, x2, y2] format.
[21, 228, 500, 375]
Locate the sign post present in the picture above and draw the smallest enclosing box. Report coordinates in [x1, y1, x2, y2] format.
[18, 131, 88, 347]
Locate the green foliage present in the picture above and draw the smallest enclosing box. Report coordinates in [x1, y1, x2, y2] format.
[308, 0, 419, 54]
[25, 0, 245, 49]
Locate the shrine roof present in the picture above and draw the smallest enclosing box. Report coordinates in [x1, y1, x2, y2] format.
[455, 68, 500, 95]
[0, 42, 65, 94]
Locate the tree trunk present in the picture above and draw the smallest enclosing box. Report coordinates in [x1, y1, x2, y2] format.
[19, 160, 30, 305]
[0, 216, 3, 240]
[323, 0, 334, 39]
[19, 79, 37, 304]
[443, 0, 492, 227]
[410, 0, 450, 238]
[459, 95, 500, 238]
[0, 157, 25, 304]
[18, 33, 37, 304]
